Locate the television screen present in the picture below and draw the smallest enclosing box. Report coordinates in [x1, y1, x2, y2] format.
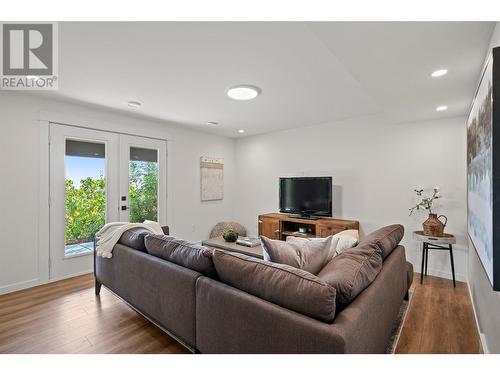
[279, 177, 332, 217]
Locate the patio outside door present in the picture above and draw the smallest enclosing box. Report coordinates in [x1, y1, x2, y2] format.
[49, 123, 167, 281]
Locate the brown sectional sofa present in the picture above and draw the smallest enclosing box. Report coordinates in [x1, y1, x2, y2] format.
[94, 225, 413, 353]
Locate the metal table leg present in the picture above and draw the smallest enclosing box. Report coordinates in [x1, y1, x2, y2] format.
[449, 244, 456, 288]
[424, 243, 429, 276]
[420, 242, 426, 284]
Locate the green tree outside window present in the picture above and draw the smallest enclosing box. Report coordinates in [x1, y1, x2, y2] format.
[65, 161, 158, 244]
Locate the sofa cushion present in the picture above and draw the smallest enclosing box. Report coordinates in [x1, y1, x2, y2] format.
[317, 243, 383, 309]
[261, 235, 339, 275]
[212, 249, 337, 322]
[118, 227, 153, 251]
[144, 234, 216, 277]
[358, 224, 404, 260]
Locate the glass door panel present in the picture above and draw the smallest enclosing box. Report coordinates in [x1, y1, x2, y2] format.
[119, 135, 167, 224]
[129, 147, 159, 222]
[64, 140, 106, 257]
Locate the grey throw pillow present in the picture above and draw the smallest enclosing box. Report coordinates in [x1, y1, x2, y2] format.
[212, 249, 337, 322]
[260, 235, 339, 275]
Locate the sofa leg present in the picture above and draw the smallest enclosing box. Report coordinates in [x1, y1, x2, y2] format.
[404, 290, 409, 301]
[95, 280, 102, 295]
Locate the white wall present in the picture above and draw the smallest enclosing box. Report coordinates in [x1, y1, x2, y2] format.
[234, 114, 467, 281]
[467, 21, 500, 354]
[0, 91, 236, 294]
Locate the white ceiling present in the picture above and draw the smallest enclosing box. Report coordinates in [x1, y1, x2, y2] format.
[39, 22, 495, 137]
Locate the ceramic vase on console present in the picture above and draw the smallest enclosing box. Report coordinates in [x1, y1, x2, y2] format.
[422, 213, 447, 237]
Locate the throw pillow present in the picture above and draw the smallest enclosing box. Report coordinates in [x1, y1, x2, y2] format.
[286, 230, 358, 256]
[332, 229, 359, 253]
[285, 235, 338, 260]
[261, 235, 339, 275]
[212, 249, 337, 322]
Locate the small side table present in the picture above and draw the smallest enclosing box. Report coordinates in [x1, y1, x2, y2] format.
[413, 231, 457, 287]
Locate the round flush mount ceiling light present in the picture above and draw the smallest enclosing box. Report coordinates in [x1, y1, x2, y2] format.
[238, 129, 245, 134]
[436, 105, 448, 112]
[206, 121, 219, 127]
[226, 85, 261, 101]
[431, 69, 448, 77]
[127, 101, 142, 108]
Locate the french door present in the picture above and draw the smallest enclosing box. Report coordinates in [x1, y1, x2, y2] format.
[49, 123, 167, 280]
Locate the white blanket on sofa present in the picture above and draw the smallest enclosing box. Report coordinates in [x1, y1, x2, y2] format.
[96, 220, 164, 258]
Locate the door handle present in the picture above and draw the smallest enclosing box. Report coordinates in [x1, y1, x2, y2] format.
[121, 205, 129, 211]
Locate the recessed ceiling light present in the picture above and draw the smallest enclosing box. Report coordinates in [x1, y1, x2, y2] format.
[238, 129, 245, 134]
[206, 121, 219, 127]
[436, 105, 448, 112]
[431, 69, 448, 77]
[226, 85, 261, 101]
[128, 101, 142, 108]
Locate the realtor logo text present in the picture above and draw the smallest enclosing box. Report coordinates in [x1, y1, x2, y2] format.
[1, 22, 58, 90]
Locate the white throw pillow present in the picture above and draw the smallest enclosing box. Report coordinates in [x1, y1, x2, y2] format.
[286, 235, 339, 261]
[265, 236, 340, 274]
[286, 229, 359, 255]
[332, 229, 359, 253]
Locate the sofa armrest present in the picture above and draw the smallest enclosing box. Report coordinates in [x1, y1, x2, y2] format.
[195, 276, 346, 353]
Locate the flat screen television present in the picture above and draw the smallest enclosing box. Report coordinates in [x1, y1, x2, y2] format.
[279, 177, 332, 217]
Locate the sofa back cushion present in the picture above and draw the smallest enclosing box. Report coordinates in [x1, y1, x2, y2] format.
[261, 235, 339, 275]
[212, 249, 337, 322]
[118, 227, 153, 251]
[144, 234, 216, 277]
[358, 224, 404, 260]
[317, 243, 383, 310]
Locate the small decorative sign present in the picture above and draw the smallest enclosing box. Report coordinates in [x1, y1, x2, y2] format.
[200, 156, 224, 201]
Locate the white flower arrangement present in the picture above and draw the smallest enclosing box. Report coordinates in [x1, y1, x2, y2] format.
[409, 186, 441, 215]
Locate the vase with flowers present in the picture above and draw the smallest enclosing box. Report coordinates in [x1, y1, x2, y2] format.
[409, 186, 447, 236]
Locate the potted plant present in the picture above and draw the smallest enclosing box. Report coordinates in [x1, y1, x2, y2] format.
[409, 187, 447, 236]
[222, 229, 238, 243]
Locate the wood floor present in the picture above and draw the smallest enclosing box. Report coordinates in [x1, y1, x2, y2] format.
[0, 272, 480, 354]
[0, 274, 188, 354]
[395, 273, 481, 354]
